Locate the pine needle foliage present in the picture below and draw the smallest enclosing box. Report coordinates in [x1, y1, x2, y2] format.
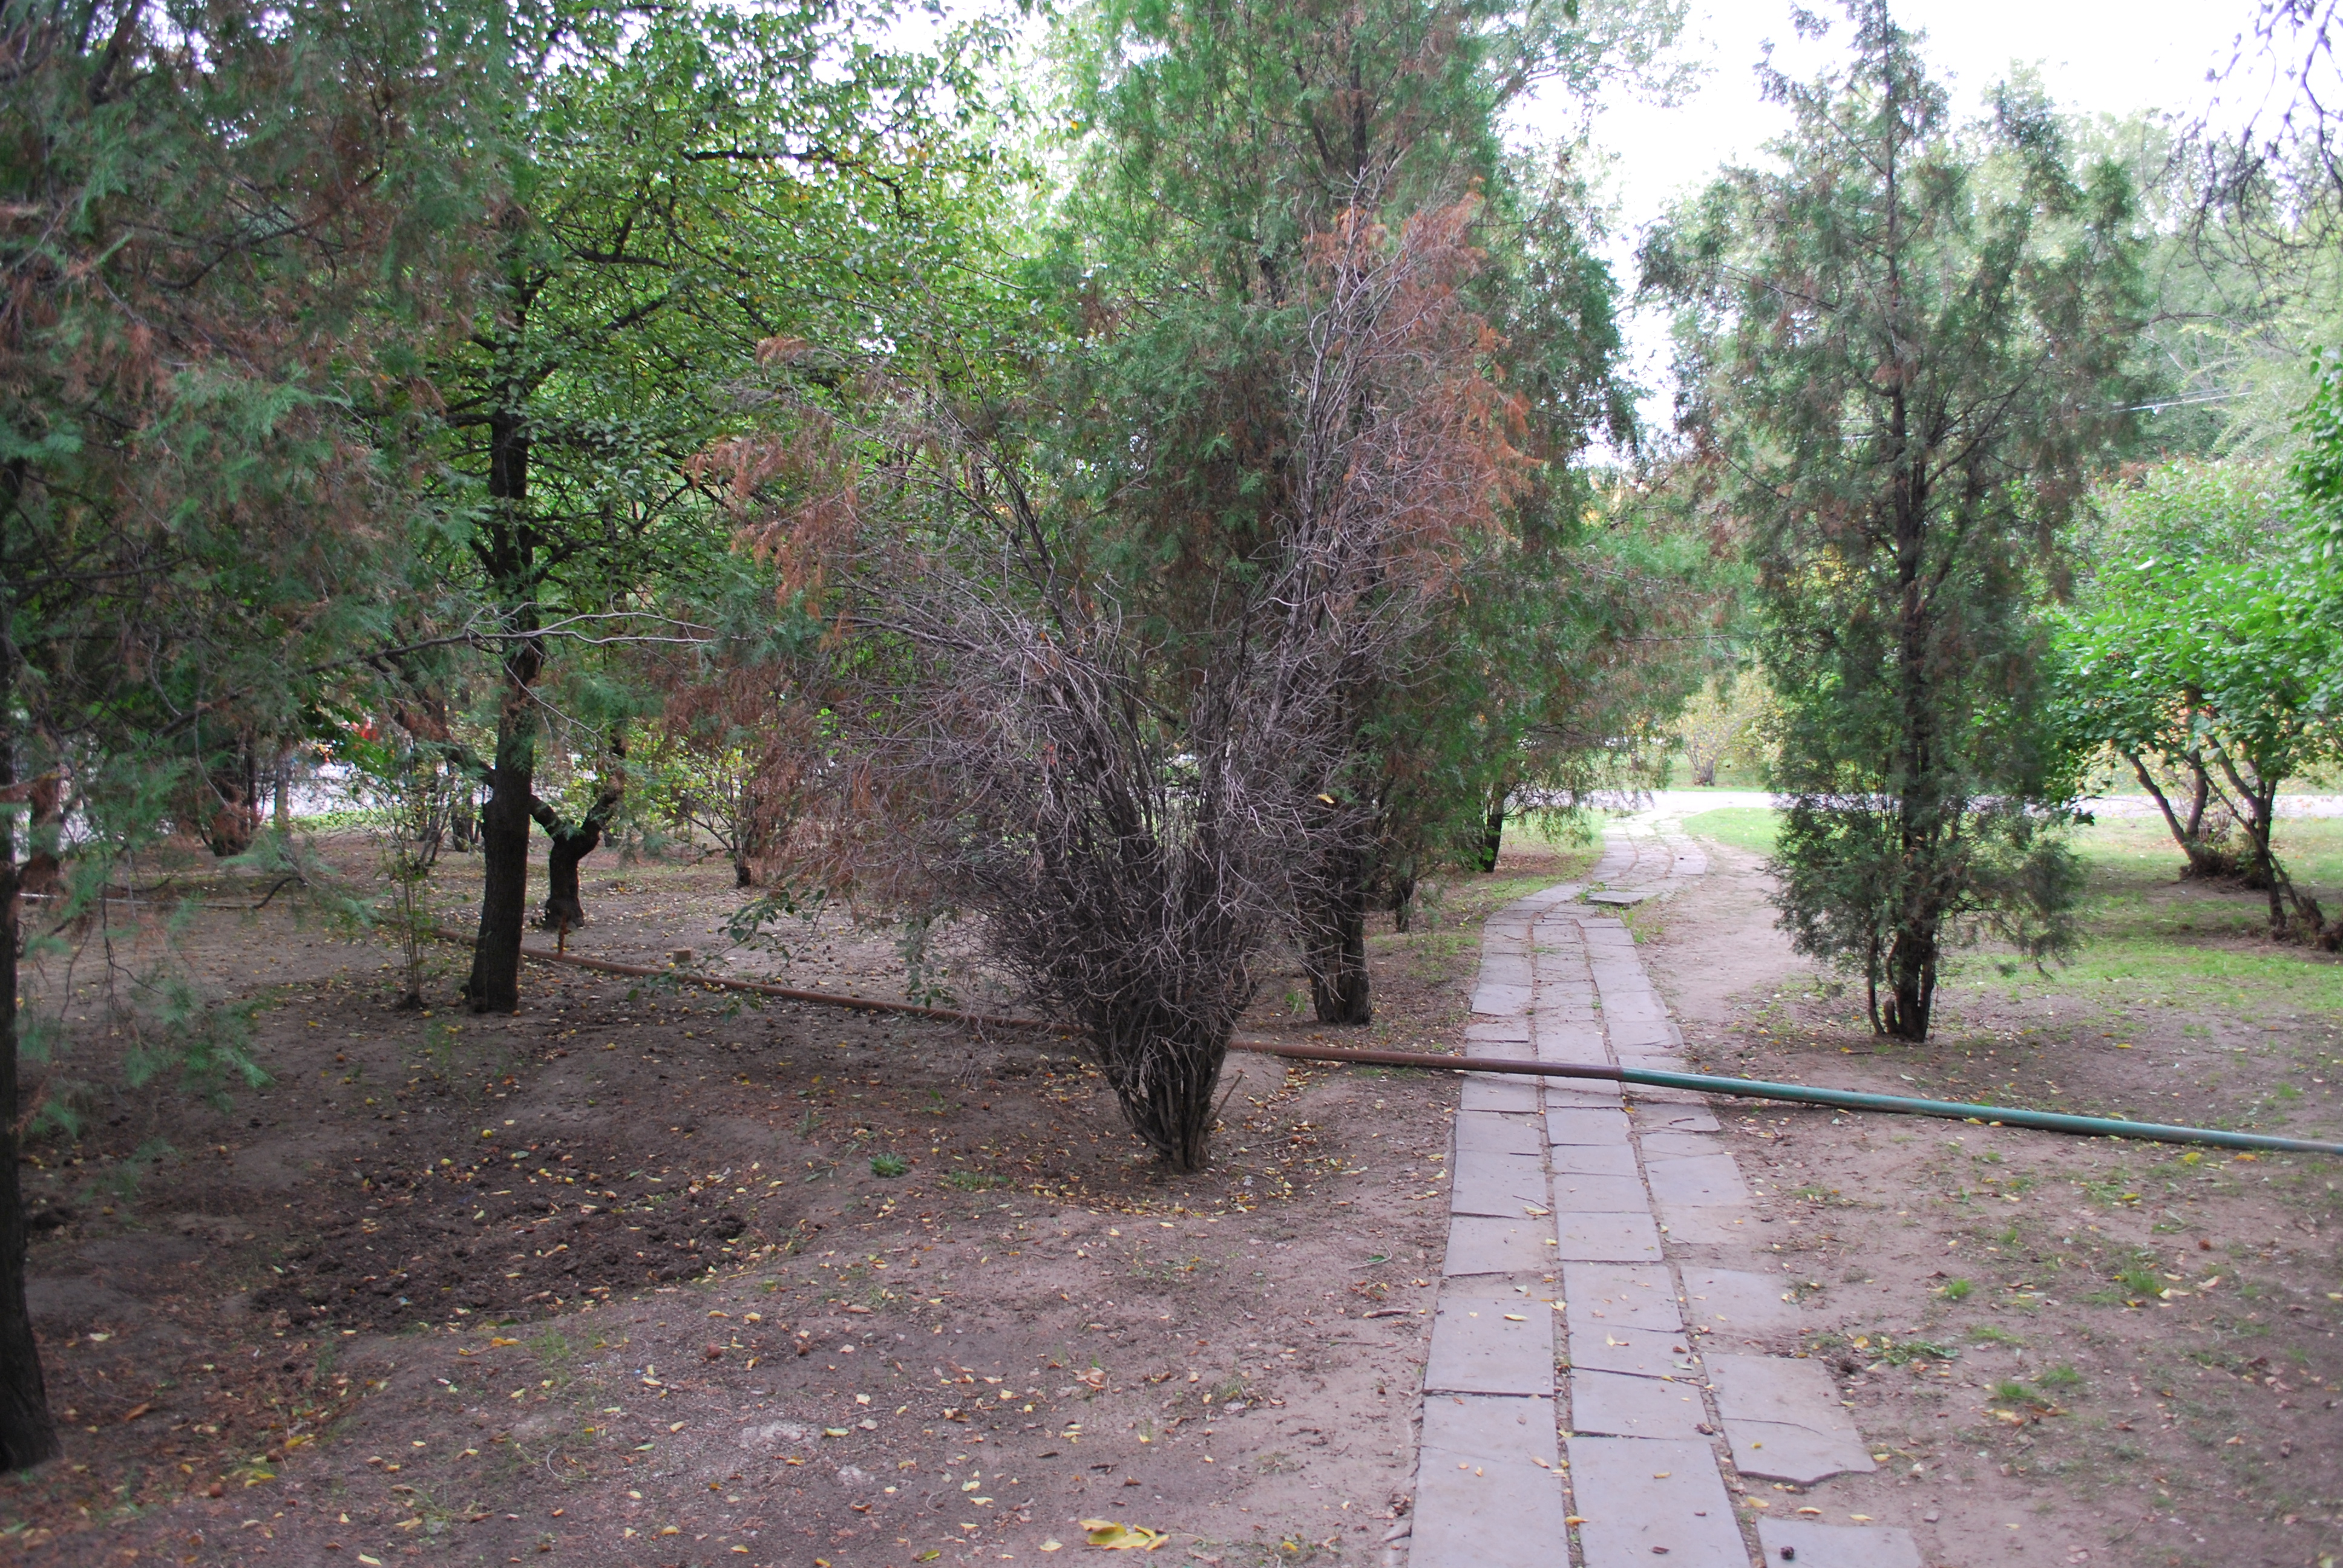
[1644, 1, 2148, 1039]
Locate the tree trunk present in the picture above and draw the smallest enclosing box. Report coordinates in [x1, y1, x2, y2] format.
[1306, 839, 1373, 1025]
[0, 656, 62, 1469]
[533, 776, 623, 942]
[2126, 751, 2237, 879]
[1475, 794, 1504, 874]
[1389, 872, 1416, 934]
[1879, 915, 1938, 1041]
[733, 858, 753, 889]
[465, 677, 537, 1013]
[202, 736, 258, 857]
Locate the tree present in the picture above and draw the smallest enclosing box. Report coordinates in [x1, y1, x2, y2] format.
[2054, 459, 2325, 897]
[1674, 669, 1770, 787]
[1048, 0, 1683, 1022]
[1645, 1, 2147, 1040]
[710, 194, 1525, 1168]
[1, 0, 477, 1468]
[402, 0, 1006, 1012]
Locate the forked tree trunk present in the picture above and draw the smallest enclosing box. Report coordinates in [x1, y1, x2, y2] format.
[534, 778, 623, 944]
[0, 650, 62, 1469]
[1879, 915, 1939, 1041]
[1094, 1014, 1230, 1172]
[2125, 751, 2237, 880]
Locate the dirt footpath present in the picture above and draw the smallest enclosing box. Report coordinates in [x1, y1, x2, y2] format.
[1631, 840, 2343, 1568]
[1, 837, 1590, 1566]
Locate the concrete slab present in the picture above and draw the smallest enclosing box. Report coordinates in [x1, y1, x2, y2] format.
[1582, 889, 1647, 907]
[1424, 1297, 1556, 1396]
[1471, 983, 1534, 1014]
[1707, 1354, 1878, 1484]
[1567, 1368, 1711, 1440]
[1443, 1217, 1559, 1278]
[1419, 1390, 1559, 1465]
[1554, 1209, 1663, 1263]
[1545, 1106, 1633, 1146]
[1754, 1517, 1922, 1568]
[1449, 1152, 1552, 1218]
[1566, 1322, 1696, 1379]
[1544, 1078, 1624, 1107]
[1548, 1142, 1639, 1178]
[1639, 1129, 1726, 1162]
[1653, 1205, 1759, 1245]
[1681, 1269, 1805, 1333]
[1550, 1172, 1653, 1212]
[1453, 1112, 1545, 1160]
[1412, 1403, 1567, 1568]
[1464, 1019, 1532, 1045]
[1643, 1108, 1723, 1133]
[1564, 1436, 1748, 1568]
[1561, 1263, 1682, 1330]
[1460, 1076, 1541, 1114]
[1643, 1154, 1751, 1207]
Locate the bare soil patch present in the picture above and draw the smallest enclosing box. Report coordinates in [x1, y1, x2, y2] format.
[1639, 835, 2343, 1568]
[1, 830, 1590, 1566]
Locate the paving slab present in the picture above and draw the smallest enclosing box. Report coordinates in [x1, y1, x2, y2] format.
[1543, 1077, 1624, 1106]
[1460, 1076, 1542, 1114]
[1564, 1436, 1749, 1568]
[1567, 1321, 1697, 1379]
[1471, 982, 1534, 1014]
[1549, 1171, 1652, 1212]
[1680, 1268, 1805, 1333]
[1649, 1209, 1761, 1237]
[1424, 1298, 1556, 1396]
[1561, 1263, 1682, 1330]
[1453, 1112, 1545, 1159]
[1464, 1019, 1533, 1046]
[1548, 1142, 1640, 1178]
[1643, 1154, 1751, 1207]
[1554, 1209, 1663, 1263]
[1452, 1078, 1546, 1111]
[1443, 1217, 1559, 1278]
[1754, 1517, 1922, 1568]
[1707, 1354, 1877, 1484]
[1567, 1368, 1712, 1440]
[1412, 1397, 1562, 1568]
[1545, 1106, 1633, 1146]
[1449, 1151, 1553, 1218]
[1639, 1129, 1728, 1162]
[1642, 1108, 1722, 1134]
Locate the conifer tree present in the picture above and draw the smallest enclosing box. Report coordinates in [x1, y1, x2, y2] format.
[1645, 1, 2146, 1039]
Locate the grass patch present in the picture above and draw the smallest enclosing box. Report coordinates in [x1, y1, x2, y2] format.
[1681, 806, 1778, 857]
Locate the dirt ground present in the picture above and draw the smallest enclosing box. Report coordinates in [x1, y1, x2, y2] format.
[0, 829, 1593, 1567]
[1634, 835, 2343, 1568]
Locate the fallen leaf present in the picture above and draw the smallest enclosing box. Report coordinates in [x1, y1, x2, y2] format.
[119, 1403, 151, 1424]
[1081, 1518, 1170, 1550]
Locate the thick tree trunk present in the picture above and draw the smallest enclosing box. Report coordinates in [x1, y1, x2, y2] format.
[1389, 872, 1416, 934]
[733, 859, 753, 889]
[0, 671, 62, 1469]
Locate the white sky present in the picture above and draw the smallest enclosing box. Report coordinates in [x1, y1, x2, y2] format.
[1510, 0, 2269, 437]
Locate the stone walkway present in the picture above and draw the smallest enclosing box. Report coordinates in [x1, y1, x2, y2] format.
[1404, 809, 1922, 1568]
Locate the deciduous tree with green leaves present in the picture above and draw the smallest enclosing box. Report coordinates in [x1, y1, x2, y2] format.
[1645, 0, 2148, 1039]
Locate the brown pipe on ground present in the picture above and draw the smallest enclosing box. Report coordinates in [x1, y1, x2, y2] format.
[462, 933, 1581, 1076]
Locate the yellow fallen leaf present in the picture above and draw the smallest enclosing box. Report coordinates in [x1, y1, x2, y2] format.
[1081, 1518, 1169, 1550]
[1502, 1315, 1527, 1322]
[1040, 1542, 1063, 1553]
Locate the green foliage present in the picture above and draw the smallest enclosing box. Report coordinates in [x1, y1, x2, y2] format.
[1647, 2, 2147, 1038]
[869, 1153, 909, 1178]
[2054, 457, 2339, 938]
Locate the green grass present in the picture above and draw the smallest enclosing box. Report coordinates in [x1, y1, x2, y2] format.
[1680, 806, 1778, 857]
